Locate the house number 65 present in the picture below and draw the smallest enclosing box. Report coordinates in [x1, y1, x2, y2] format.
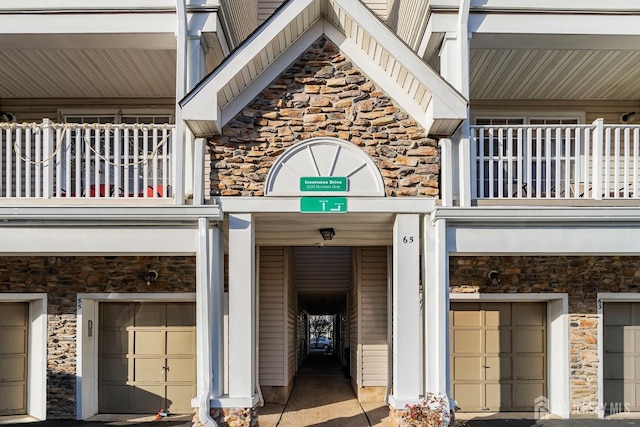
[403, 236, 414, 243]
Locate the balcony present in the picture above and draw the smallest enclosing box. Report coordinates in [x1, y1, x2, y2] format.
[471, 120, 640, 202]
[0, 120, 173, 202]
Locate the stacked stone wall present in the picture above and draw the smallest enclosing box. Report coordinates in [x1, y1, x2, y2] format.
[450, 255, 640, 414]
[210, 37, 439, 197]
[0, 255, 196, 418]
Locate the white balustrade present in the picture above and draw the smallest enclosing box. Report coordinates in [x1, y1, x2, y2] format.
[471, 121, 640, 200]
[0, 121, 173, 199]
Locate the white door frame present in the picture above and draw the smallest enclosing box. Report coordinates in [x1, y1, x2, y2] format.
[0, 293, 47, 421]
[76, 292, 196, 420]
[450, 293, 570, 418]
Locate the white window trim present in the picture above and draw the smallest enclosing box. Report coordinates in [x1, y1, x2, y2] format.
[450, 293, 570, 418]
[75, 292, 196, 420]
[596, 293, 640, 419]
[0, 293, 47, 421]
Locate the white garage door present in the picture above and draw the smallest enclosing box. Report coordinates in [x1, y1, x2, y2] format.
[99, 302, 196, 413]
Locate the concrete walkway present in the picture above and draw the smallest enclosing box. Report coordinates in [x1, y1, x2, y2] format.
[258, 350, 390, 427]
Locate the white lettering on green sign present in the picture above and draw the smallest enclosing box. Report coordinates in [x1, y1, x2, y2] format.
[300, 177, 348, 192]
[300, 197, 347, 213]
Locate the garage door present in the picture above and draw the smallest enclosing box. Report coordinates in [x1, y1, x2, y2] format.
[604, 302, 640, 411]
[0, 302, 28, 416]
[450, 302, 546, 411]
[99, 302, 196, 413]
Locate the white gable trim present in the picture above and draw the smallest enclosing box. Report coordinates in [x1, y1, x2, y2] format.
[180, 0, 467, 138]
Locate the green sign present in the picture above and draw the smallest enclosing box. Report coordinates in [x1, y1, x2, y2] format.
[300, 177, 348, 192]
[300, 197, 347, 213]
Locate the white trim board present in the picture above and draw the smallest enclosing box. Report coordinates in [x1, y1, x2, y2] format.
[450, 293, 570, 418]
[0, 293, 47, 421]
[75, 293, 196, 420]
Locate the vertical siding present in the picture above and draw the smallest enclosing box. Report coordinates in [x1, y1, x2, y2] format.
[220, 0, 259, 48]
[350, 248, 360, 384]
[258, 0, 285, 24]
[360, 247, 388, 386]
[387, 0, 429, 50]
[286, 247, 296, 381]
[259, 247, 286, 386]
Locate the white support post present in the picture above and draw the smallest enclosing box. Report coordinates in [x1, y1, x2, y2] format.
[42, 119, 54, 199]
[389, 214, 421, 408]
[440, 138, 454, 206]
[212, 224, 225, 398]
[196, 218, 213, 397]
[193, 137, 206, 205]
[592, 119, 604, 201]
[424, 216, 450, 397]
[228, 213, 257, 402]
[184, 35, 206, 200]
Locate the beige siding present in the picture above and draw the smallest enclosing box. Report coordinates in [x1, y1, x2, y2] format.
[293, 247, 351, 291]
[286, 247, 296, 381]
[259, 247, 286, 386]
[220, 0, 259, 48]
[363, 0, 388, 20]
[360, 247, 388, 386]
[258, 1, 285, 24]
[386, 0, 428, 50]
[350, 248, 360, 384]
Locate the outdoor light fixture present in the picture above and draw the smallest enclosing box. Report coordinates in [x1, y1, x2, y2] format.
[140, 270, 158, 285]
[319, 228, 335, 241]
[487, 270, 501, 286]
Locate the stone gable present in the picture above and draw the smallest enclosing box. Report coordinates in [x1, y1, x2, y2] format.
[209, 37, 439, 197]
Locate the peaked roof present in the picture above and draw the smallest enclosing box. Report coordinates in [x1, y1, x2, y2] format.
[180, 0, 467, 137]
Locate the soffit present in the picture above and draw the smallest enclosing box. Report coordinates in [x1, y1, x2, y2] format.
[181, 0, 467, 137]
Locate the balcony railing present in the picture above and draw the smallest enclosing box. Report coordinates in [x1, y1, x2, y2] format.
[1, 120, 173, 200]
[471, 120, 640, 200]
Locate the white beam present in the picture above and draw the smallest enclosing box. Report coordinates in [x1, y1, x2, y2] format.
[389, 214, 421, 408]
[214, 196, 436, 213]
[227, 213, 257, 401]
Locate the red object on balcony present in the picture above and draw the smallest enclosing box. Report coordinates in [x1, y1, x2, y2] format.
[88, 185, 124, 197]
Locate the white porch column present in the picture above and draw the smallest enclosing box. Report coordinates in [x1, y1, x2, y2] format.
[196, 218, 213, 396]
[228, 213, 257, 403]
[212, 224, 225, 398]
[424, 216, 450, 396]
[389, 214, 421, 408]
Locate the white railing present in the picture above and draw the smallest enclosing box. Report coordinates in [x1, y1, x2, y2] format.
[471, 120, 640, 200]
[0, 120, 173, 199]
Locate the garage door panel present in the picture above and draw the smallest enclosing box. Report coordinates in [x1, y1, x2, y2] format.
[453, 384, 482, 410]
[167, 304, 195, 327]
[453, 330, 482, 353]
[451, 304, 481, 326]
[605, 303, 631, 325]
[0, 384, 26, 413]
[604, 355, 624, 379]
[133, 385, 164, 412]
[513, 382, 544, 408]
[134, 331, 164, 355]
[101, 358, 129, 382]
[166, 331, 195, 355]
[0, 356, 26, 382]
[514, 303, 545, 326]
[514, 356, 545, 380]
[0, 330, 27, 354]
[166, 384, 196, 411]
[100, 385, 131, 411]
[0, 304, 28, 327]
[513, 330, 544, 353]
[166, 358, 195, 381]
[483, 303, 511, 327]
[101, 304, 132, 327]
[101, 330, 128, 355]
[454, 356, 483, 380]
[604, 326, 624, 353]
[485, 356, 511, 380]
[134, 304, 164, 326]
[485, 383, 511, 409]
[485, 329, 511, 353]
[134, 358, 164, 382]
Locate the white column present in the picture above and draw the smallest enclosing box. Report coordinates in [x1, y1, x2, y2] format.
[196, 218, 213, 396]
[390, 214, 421, 408]
[212, 224, 225, 398]
[228, 213, 257, 402]
[424, 216, 450, 396]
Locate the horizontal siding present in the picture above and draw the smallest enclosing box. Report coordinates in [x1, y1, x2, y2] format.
[259, 247, 286, 386]
[258, 0, 285, 24]
[293, 247, 351, 290]
[363, 0, 388, 20]
[360, 247, 388, 387]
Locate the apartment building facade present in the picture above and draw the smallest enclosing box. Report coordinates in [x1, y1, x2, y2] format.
[1, 0, 639, 425]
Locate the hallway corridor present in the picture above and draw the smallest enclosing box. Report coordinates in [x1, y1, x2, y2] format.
[258, 351, 390, 427]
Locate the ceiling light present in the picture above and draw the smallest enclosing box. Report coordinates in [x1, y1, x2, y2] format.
[319, 228, 335, 241]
